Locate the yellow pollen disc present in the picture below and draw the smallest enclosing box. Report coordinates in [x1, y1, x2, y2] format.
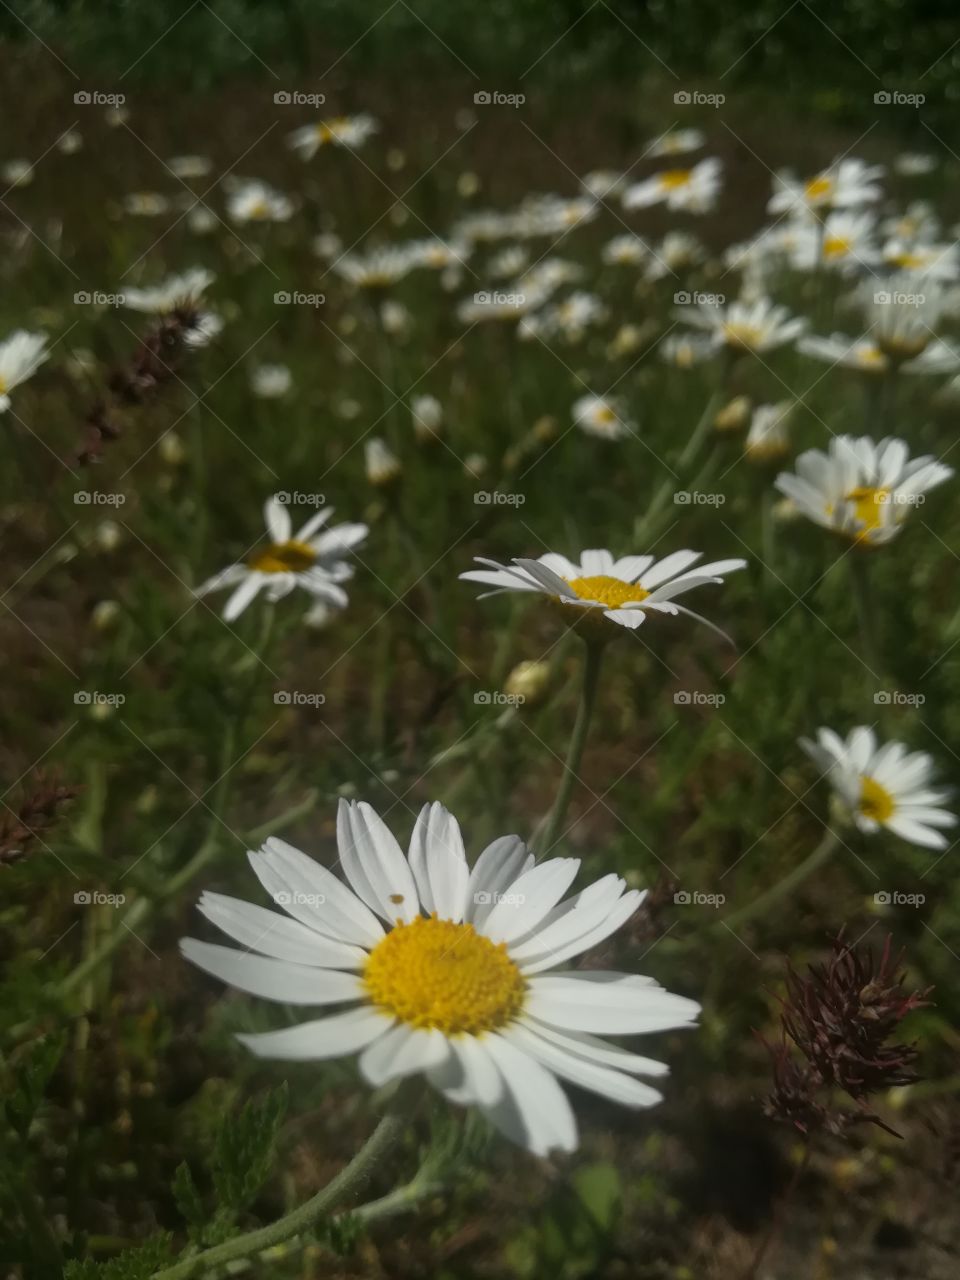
[844, 486, 890, 536]
[858, 775, 895, 823]
[566, 574, 650, 608]
[249, 200, 270, 219]
[247, 539, 316, 574]
[594, 406, 617, 424]
[659, 168, 692, 190]
[857, 346, 886, 369]
[823, 236, 852, 259]
[805, 175, 834, 200]
[363, 915, 526, 1034]
[723, 322, 763, 350]
[0, 376, 7, 394]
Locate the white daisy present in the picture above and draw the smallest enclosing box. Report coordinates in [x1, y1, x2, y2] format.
[411, 394, 443, 442]
[461, 548, 746, 635]
[603, 234, 648, 267]
[331, 245, 415, 289]
[515, 195, 599, 237]
[882, 239, 960, 283]
[788, 210, 880, 274]
[644, 231, 704, 280]
[226, 180, 294, 224]
[893, 153, 938, 177]
[168, 154, 213, 179]
[622, 158, 722, 214]
[658, 332, 715, 368]
[197, 496, 367, 622]
[799, 332, 960, 376]
[181, 800, 700, 1156]
[580, 170, 627, 199]
[572, 394, 633, 441]
[0, 330, 48, 411]
[682, 295, 807, 354]
[366, 437, 401, 486]
[745, 402, 792, 462]
[288, 114, 379, 160]
[123, 192, 170, 217]
[801, 727, 955, 849]
[768, 158, 884, 215]
[122, 267, 215, 314]
[774, 435, 953, 546]
[408, 238, 471, 272]
[646, 128, 706, 158]
[250, 363, 292, 399]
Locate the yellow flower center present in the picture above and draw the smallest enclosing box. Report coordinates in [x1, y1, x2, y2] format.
[722, 322, 764, 351]
[566, 574, 651, 608]
[363, 915, 526, 1035]
[247, 539, 316, 574]
[659, 168, 692, 190]
[0, 376, 7, 395]
[844, 486, 890, 536]
[805, 175, 834, 201]
[856, 346, 886, 369]
[823, 235, 852, 259]
[858, 775, 895, 823]
[249, 199, 270, 219]
[594, 405, 617, 424]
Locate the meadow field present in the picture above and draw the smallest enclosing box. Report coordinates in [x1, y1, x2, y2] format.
[2, 5, 960, 1277]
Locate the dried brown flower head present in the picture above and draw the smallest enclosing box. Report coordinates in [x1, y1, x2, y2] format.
[0, 770, 81, 867]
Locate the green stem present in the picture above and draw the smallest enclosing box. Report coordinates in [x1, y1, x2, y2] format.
[849, 552, 882, 684]
[151, 1084, 420, 1280]
[634, 390, 721, 545]
[536, 641, 604, 854]
[718, 827, 841, 934]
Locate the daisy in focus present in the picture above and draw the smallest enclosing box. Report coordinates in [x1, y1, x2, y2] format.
[461, 548, 745, 635]
[181, 799, 700, 1156]
[622, 157, 722, 214]
[197, 495, 368, 622]
[0, 330, 49, 411]
[801, 727, 955, 849]
[774, 435, 952, 546]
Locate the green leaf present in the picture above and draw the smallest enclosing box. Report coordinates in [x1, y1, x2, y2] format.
[573, 1162, 622, 1233]
[210, 1082, 288, 1217]
[5, 1032, 67, 1139]
[171, 1161, 205, 1236]
[63, 1233, 172, 1280]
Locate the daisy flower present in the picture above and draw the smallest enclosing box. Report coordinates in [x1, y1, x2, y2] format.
[331, 245, 415, 289]
[580, 170, 627, 199]
[882, 239, 960, 283]
[682, 295, 807, 354]
[516, 195, 599, 237]
[745, 402, 792, 462]
[408, 238, 471, 272]
[411, 394, 443, 442]
[801, 727, 955, 849]
[226, 180, 294, 223]
[893, 153, 938, 177]
[774, 435, 953, 546]
[644, 231, 704, 280]
[365, 437, 401, 486]
[659, 332, 715, 368]
[767, 158, 884, 215]
[622, 158, 722, 214]
[181, 800, 700, 1156]
[197, 496, 367, 622]
[789, 211, 880, 274]
[603, 234, 648, 267]
[168, 154, 213, 179]
[0, 330, 48, 411]
[250, 363, 292, 399]
[572, 394, 633, 441]
[123, 192, 170, 217]
[122, 267, 215, 314]
[288, 114, 379, 160]
[799, 332, 960, 376]
[647, 128, 706, 158]
[461, 548, 746, 635]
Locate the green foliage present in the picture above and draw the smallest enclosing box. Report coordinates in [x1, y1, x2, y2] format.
[63, 1234, 172, 1280]
[506, 1161, 624, 1278]
[3, 1032, 66, 1139]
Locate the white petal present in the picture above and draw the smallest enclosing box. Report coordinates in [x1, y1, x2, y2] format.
[519, 890, 645, 974]
[180, 938, 364, 1004]
[264, 496, 291, 543]
[639, 550, 702, 589]
[526, 972, 700, 1034]
[448, 1034, 504, 1106]
[359, 1023, 451, 1086]
[504, 1023, 663, 1108]
[251, 838, 384, 947]
[520, 1017, 669, 1077]
[408, 802, 470, 921]
[337, 799, 420, 924]
[223, 574, 264, 621]
[197, 891, 367, 967]
[237, 1006, 391, 1059]
[479, 1033, 578, 1156]
[464, 835, 534, 926]
[480, 858, 581, 945]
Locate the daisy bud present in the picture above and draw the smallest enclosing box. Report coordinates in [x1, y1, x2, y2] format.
[745, 402, 792, 463]
[158, 430, 186, 466]
[380, 300, 411, 336]
[504, 660, 551, 707]
[365, 437, 401, 487]
[91, 600, 121, 632]
[714, 395, 752, 433]
[250, 363, 292, 399]
[464, 453, 487, 479]
[386, 148, 406, 172]
[533, 415, 558, 443]
[411, 394, 443, 443]
[456, 171, 481, 197]
[94, 520, 124, 553]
